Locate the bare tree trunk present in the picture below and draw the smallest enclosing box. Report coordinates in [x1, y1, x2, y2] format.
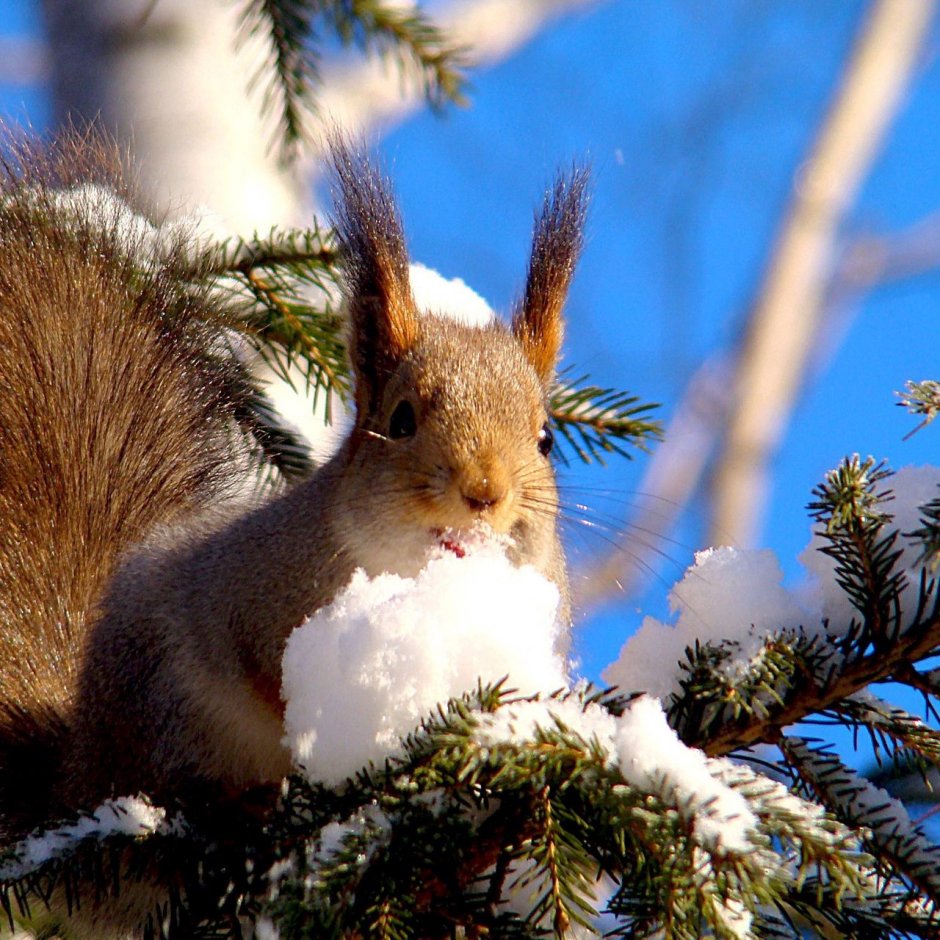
[40, 0, 602, 225]
[709, 0, 935, 548]
[40, 0, 308, 231]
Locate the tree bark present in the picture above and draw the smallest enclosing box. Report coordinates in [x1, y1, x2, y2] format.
[40, 0, 308, 232]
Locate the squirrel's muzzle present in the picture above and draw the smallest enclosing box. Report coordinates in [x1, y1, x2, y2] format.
[455, 459, 511, 518]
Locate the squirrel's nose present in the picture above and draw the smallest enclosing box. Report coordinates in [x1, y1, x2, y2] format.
[458, 463, 510, 513]
[463, 489, 500, 512]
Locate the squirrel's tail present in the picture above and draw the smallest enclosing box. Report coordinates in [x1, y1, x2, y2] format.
[0, 128, 252, 836]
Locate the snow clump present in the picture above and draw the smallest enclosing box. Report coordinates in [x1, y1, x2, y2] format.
[615, 696, 757, 854]
[0, 796, 169, 881]
[605, 464, 940, 704]
[282, 538, 565, 786]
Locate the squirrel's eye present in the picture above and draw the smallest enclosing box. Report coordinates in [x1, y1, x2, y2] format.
[388, 400, 417, 440]
[537, 421, 554, 456]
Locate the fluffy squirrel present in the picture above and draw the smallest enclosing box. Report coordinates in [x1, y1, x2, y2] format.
[0, 129, 586, 882]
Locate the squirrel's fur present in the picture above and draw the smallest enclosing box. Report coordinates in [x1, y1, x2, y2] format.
[0, 128, 587, 934]
[0, 131, 253, 840]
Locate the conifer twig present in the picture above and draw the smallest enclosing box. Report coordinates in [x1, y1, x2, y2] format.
[239, 0, 468, 157]
[699, 610, 939, 758]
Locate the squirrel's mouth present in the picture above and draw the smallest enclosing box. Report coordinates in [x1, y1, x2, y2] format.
[431, 524, 511, 560]
[438, 536, 466, 558]
[431, 527, 467, 558]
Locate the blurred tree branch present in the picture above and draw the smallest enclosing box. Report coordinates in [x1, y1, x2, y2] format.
[0, 37, 47, 86]
[710, 0, 936, 549]
[571, 356, 731, 611]
[574, 1, 940, 613]
[831, 209, 940, 301]
[573, 212, 940, 614]
[312, 0, 605, 143]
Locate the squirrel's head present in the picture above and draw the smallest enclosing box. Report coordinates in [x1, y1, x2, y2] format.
[330, 138, 587, 588]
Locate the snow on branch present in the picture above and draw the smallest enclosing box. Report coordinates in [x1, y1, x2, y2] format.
[602, 463, 940, 760]
[3, 365, 939, 934]
[783, 737, 940, 906]
[0, 797, 171, 884]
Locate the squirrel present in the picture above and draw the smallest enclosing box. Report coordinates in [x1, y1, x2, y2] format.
[0, 127, 587, 931]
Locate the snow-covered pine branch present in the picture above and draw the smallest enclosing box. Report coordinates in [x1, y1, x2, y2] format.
[7, 451, 939, 936]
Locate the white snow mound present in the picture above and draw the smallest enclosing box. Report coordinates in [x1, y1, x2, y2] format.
[282, 540, 564, 786]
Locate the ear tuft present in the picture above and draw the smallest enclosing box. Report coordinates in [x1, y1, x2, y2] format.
[329, 133, 418, 414]
[512, 166, 590, 384]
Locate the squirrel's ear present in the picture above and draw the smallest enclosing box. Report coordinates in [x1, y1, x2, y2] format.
[330, 136, 418, 414]
[512, 166, 590, 385]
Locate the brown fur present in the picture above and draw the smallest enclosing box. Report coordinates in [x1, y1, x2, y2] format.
[330, 138, 419, 413]
[0, 129, 247, 837]
[512, 168, 589, 382]
[0, 131, 587, 935]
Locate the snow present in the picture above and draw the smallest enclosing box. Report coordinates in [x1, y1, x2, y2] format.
[253, 918, 280, 940]
[614, 696, 758, 854]
[708, 890, 753, 939]
[800, 464, 940, 629]
[282, 536, 565, 785]
[280, 460, 940, 859]
[309, 803, 392, 873]
[409, 262, 496, 326]
[785, 737, 940, 890]
[0, 796, 168, 881]
[605, 464, 940, 702]
[713, 758, 832, 837]
[12, 182, 221, 265]
[473, 694, 618, 755]
[603, 546, 810, 701]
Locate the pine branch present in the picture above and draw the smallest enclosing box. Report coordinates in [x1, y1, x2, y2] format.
[321, 0, 469, 112]
[828, 694, 940, 779]
[238, 0, 468, 158]
[808, 455, 905, 645]
[696, 601, 939, 758]
[691, 458, 940, 757]
[203, 225, 351, 413]
[239, 0, 313, 157]
[761, 881, 940, 939]
[201, 225, 341, 278]
[909, 490, 940, 572]
[782, 737, 940, 908]
[0, 686, 878, 938]
[233, 381, 316, 480]
[668, 630, 827, 748]
[0, 782, 298, 938]
[549, 376, 662, 465]
[897, 379, 940, 440]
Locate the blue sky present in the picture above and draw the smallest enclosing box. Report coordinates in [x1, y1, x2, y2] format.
[2, 0, 939, 684]
[374, 2, 940, 677]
